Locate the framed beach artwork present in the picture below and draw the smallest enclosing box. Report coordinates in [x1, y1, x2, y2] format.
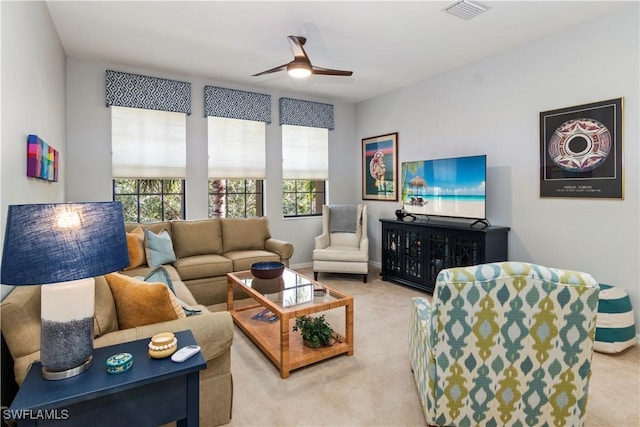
[362, 132, 398, 201]
[540, 98, 623, 199]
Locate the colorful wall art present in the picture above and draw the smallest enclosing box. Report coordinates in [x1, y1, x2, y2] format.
[27, 134, 59, 182]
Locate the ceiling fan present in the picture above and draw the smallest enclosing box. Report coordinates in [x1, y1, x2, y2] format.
[252, 35, 353, 78]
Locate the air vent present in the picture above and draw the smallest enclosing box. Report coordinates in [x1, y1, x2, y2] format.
[443, 0, 488, 20]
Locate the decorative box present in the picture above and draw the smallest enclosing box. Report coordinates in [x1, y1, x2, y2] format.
[105, 352, 133, 374]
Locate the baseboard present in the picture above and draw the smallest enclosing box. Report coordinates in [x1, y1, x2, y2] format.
[290, 262, 313, 270]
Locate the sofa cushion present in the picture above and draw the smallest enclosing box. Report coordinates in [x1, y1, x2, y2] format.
[313, 245, 369, 262]
[223, 250, 281, 272]
[123, 226, 145, 270]
[145, 228, 178, 267]
[221, 217, 271, 252]
[172, 219, 222, 257]
[106, 273, 185, 329]
[173, 254, 233, 281]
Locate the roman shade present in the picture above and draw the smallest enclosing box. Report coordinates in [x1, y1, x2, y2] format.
[107, 70, 189, 178]
[281, 125, 328, 180]
[111, 106, 186, 178]
[205, 86, 270, 179]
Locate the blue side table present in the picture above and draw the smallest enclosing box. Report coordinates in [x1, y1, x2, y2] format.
[6, 329, 205, 426]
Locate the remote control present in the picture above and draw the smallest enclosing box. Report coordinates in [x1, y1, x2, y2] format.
[171, 345, 201, 362]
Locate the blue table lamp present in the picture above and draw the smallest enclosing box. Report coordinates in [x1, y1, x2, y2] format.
[1, 202, 129, 380]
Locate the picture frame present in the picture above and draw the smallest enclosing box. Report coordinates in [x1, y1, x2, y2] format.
[362, 132, 398, 201]
[27, 134, 59, 182]
[540, 98, 623, 199]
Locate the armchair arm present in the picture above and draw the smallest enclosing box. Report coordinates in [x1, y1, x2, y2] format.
[314, 233, 330, 250]
[264, 238, 294, 265]
[409, 297, 436, 423]
[359, 236, 369, 254]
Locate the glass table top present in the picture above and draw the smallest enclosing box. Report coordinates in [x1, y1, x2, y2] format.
[231, 269, 344, 309]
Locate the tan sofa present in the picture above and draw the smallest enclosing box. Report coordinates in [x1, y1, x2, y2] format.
[1, 217, 294, 425]
[126, 217, 294, 307]
[1, 265, 234, 426]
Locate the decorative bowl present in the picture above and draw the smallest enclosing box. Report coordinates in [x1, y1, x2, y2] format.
[251, 261, 285, 280]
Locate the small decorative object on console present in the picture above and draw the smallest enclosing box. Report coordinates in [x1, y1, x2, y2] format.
[250, 261, 285, 279]
[148, 332, 178, 359]
[105, 352, 133, 374]
[395, 209, 416, 221]
[314, 284, 326, 297]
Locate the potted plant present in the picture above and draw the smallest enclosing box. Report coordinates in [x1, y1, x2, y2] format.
[293, 315, 334, 348]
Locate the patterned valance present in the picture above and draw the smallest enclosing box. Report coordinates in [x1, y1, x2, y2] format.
[204, 86, 271, 123]
[279, 97, 334, 130]
[106, 70, 192, 115]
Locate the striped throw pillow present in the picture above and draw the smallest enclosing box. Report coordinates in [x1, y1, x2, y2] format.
[594, 284, 636, 353]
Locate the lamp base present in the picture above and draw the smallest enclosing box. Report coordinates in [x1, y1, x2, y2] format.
[42, 355, 93, 380]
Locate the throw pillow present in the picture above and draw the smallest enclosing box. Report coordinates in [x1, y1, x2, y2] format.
[145, 228, 177, 267]
[105, 272, 185, 329]
[142, 266, 201, 316]
[123, 226, 145, 270]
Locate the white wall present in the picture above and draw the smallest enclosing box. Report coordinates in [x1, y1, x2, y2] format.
[1, 1, 67, 298]
[65, 59, 357, 266]
[357, 4, 640, 327]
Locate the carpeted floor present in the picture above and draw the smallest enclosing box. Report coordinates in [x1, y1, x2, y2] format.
[224, 267, 640, 427]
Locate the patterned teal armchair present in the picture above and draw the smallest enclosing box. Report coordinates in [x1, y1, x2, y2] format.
[409, 262, 600, 427]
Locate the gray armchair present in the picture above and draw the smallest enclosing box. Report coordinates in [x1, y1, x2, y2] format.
[313, 204, 369, 283]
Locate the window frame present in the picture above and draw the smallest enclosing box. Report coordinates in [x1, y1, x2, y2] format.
[282, 179, 326, 218]
[113, 178, 186, 222]
[208, 178, 264, 218]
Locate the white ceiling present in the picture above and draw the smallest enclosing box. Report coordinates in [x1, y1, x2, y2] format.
[46, 1, 629, 104]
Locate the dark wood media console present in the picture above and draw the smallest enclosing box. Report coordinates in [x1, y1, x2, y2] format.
[380, 219, 510, 293]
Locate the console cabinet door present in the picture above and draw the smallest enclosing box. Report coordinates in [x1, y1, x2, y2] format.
[401, 225, 426, 285]
[381, 222, 402, 276]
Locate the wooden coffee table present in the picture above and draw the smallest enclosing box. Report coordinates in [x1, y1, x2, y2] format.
[227, 268, 354, 378]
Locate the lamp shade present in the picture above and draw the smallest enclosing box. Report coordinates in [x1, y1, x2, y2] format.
[1, 202, 130, 285]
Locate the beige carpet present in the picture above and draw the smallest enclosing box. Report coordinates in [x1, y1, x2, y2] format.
[224, 267, 640, 427]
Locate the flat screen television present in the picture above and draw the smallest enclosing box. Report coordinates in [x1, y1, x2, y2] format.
[400, 154, 487, 220]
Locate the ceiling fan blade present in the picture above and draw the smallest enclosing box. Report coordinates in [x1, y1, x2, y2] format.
[287, 35, 309, 60]
[251, 63, 288, 77]
[312, 66, 353, 76]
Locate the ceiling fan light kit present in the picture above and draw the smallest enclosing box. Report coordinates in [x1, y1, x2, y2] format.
[287, 61, 312, 78]
[253, 35, 352, 78]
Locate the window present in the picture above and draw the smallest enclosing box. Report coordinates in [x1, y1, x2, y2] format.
[208, 117, 265, 218]
[111, 106, 187, 221]
[282, 125, 328, 217]
[114, 179, 185, 222]
[282, 180, 325, 217]
[209, 179, 263, 218]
